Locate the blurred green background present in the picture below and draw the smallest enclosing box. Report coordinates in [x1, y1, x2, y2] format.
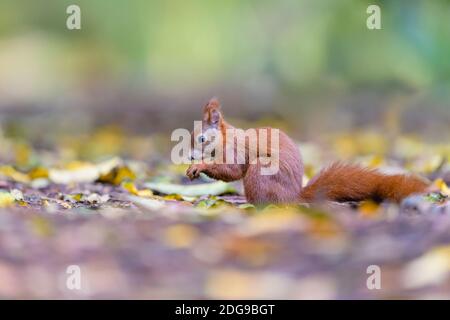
[0, 0, 449, 142]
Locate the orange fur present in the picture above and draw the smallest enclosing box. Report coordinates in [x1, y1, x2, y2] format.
[299, 162, 428, 203]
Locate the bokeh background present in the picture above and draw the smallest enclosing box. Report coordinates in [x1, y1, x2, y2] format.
[0, 0, 449, 146]
[0, 0, 450, 300]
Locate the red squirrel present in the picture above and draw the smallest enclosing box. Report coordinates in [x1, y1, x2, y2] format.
[186, 97, 429, 205]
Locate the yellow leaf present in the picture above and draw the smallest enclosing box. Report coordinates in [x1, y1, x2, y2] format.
[17, 200, 28, 207]
[114, 166, 136, 185]
[359, 201, 380, 217]
[122, 181, 139, 195]
[0, 192, 15, 208]
[136, 189, 153, 197]
[164, 194, 184, 201]
[28, 167, 49, 180]
[70, 193, 84, 202]
[122, 181, 153, 197]
[99, 166, 136, 185]
[65, 161, 91, 170]
[367, 155, 384, 168]
[163, 224, 199, 248]
[433, 178, 450, 196]
[14, 142, 32, 167]
[0, 166, 30, 183]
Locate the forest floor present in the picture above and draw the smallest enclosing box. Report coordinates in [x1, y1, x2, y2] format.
[0, 126, 450, 299]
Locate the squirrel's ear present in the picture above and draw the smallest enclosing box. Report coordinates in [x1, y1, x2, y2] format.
[203, 97, 222, 126]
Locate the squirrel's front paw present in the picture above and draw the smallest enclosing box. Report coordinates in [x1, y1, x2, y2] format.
[186, 164, 204, 180]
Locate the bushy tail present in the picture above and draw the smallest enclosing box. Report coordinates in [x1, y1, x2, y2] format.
[299, 162, 429, 203]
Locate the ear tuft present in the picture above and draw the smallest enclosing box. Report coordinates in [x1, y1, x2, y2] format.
[202, 97, 222, 125]
[207, 97, 220, 109]
[203, 97, 221, 113]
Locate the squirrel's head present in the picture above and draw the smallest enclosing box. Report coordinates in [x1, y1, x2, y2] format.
[189, 97, 224, 161]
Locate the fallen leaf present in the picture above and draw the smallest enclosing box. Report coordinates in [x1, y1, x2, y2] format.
[128, 195, 165, 211]
[433, 178, 450, 197]
[84, 193, 110, 204]
[10, 189, 24, 201]
[28, 167, 49, 180]
[49, 164, 99, 184]
[99, 165, 136, 185]
[163, 224, 199, 248]
[0, 192, 15, 207]
[122, 181, 153, 197]
[0, 166, 30, 183]
[145, 181, 236, 197]
[359, 200, 381, 217]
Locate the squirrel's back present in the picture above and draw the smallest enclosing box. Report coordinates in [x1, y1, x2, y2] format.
[242, 128, 304, 204]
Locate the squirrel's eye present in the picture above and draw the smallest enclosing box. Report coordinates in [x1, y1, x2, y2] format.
[198, 135, 206, 143]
